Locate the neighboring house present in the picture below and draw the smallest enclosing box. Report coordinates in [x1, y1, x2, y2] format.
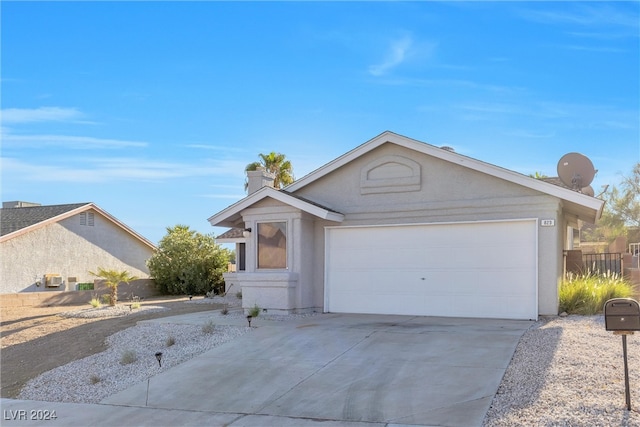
[0, 201, 156, 294]
[209, 131, 604, 320]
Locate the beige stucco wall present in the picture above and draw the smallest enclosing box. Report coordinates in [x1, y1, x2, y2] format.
[226, 143, 574, 317]
[1, 211, 153, 294]
[294, 143, 566, 316]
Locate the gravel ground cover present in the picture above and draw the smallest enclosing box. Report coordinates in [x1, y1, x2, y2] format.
[18, 322, 251, 404]
[483, 315, 640, 426]
[17, 295, 318, 405]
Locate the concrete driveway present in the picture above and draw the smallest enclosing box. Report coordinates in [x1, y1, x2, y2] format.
[2, 313, 531, 427]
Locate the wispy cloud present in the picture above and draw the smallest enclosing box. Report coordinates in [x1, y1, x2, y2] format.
[183, 143, 247, 153]
[553, 44, 626, 53]
[502, 130, 556, 139]
[1, 107, 85, 124]
[1, 156, 247, 184]
[519, 4, 639, 30]
[2, 133, 148, 149]
[383, 78, 523, 94]
[453, 100, 639, 131]
[369, 34, 413, 77]
[368, 34, 437, 77]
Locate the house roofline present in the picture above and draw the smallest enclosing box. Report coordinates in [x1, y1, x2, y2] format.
[284, 131, 604, 220]
[0, 203, 157, 249]
[208, 186, 345, 227]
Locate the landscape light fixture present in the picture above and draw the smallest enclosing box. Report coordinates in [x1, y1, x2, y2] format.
[246, 315, 252, 327]
[243, 228, 252, 238]
[155, 352, 163, 367]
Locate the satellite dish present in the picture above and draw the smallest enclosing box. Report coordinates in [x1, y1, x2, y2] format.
[581, 185, 594, 197]
[557, 152, 596, 191]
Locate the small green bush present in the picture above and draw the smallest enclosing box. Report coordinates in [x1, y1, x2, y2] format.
[202, 320, 215, 334]
[89, 298, 102, 308]
[130, 302, 141, 309]
[100, 294, 111, 305]
[249, 304, 260, 318]
[120, 350, 137, 365]
[559, 271, 634, 315]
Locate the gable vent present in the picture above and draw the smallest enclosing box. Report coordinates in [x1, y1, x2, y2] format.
[80, 212, 95, 226]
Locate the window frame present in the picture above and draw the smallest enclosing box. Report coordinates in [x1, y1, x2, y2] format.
[256, 220, 288, 270]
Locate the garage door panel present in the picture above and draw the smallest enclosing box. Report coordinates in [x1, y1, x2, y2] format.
[325, 220, 538, 320]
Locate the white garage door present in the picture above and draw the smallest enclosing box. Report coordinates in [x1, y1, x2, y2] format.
[325, 220, 538, 320]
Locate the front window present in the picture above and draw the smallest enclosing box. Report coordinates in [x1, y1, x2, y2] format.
[257, 222, 287, 269]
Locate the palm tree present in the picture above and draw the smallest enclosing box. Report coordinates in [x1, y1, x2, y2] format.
[244, 152, 294, 191]
[529, 171, 549, 179]
[90, 267, 138, 306]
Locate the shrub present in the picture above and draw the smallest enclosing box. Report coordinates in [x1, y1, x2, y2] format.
[89, 298, 102, 308]
[221, 307, 229, 315]
[130, 302, 141, 309]
[249, 304, 260, 318]
[202, 320, 215, 334]
[120, 350, 137, 365]
[100, 294, 111, 305]
[559, 271, 634, 315]
[146, 225, 231, 295]
[166, 336, 176, 347]
[89, 374, 101, 384]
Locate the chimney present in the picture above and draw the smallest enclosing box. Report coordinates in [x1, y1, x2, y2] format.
[2, 201, 42, 208]
[247, 167, 276, 195]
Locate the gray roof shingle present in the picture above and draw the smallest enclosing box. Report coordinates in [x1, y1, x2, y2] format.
[0, 203, 90, 236]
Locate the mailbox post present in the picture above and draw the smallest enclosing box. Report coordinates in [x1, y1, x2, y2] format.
[604, 298, 640, 411]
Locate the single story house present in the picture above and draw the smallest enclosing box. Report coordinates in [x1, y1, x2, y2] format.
[0, 201, 156, 294]
[209, 132, 604, 320]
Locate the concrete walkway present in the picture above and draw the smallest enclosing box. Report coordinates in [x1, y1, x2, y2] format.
[1, 312, 531, 427]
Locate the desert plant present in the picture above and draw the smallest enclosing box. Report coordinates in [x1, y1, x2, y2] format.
[559, 271, 634, 315]
[249, 304, 260, 318]
[130, 302, 141, 309]
[166, 336, 176, 347]
[100, 294, 111, 305]
[89, 298, 102, 308]
[221, 307, 229, 315]
[90, 267, 138, 306]
[120, 349, 137, 365]
[89, 374, 101, 384]
[202, 319, 215, 334]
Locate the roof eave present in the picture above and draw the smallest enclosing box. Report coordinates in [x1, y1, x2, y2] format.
[284, 131, 604, 219]
[0, 203, 157, 249]
[208, 187, 344, 227]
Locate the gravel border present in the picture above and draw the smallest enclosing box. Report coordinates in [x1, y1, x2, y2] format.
[483, 315, 640, 426]
[18, 298, 318, 405]
[18, 322, 251, 404]
[59, 305, 169, 318]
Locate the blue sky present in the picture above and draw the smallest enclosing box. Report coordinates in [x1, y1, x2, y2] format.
[2, 1, 639, 244]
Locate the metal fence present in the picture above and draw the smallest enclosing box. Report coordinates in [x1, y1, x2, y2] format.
[582, 253, 623, 274]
